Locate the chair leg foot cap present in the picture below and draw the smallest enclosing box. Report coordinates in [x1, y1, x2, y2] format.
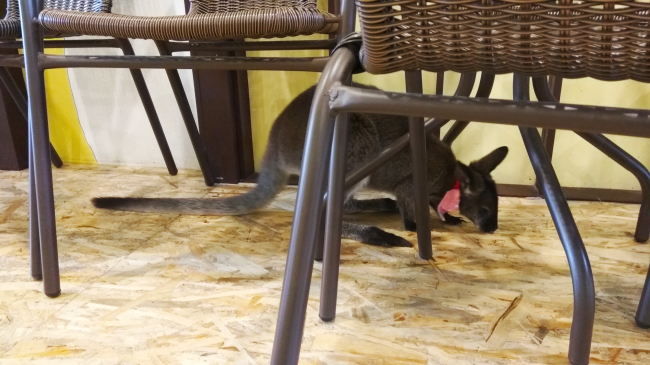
[636, 317, 650, 329]
[32, 274, 43, 281]
[45, 290, 61, 298]
[320, 316, 335, 323]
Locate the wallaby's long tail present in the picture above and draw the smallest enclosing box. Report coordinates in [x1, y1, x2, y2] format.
[92, 150, 289, 216]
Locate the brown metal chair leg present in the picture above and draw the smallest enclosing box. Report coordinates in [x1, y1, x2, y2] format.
[154, 41, 215, 187]
[516, 74, 594, 365]
[116, 39, 177, 176]
[532, 76, 650, 244]
[442, 73, 496, 146]
[28, 125, 42, 280]
[533, 77, 650, 331]
[405, 70, 432, 260]
[270, 47, 357, 365]
[20, 0, 60, 297]
[319, 112, 350, 322]
[0, 66, 63, 168]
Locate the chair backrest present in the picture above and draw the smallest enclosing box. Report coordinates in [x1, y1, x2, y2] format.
[189, 0, 317, 14]
[357, 0, 650, 82]
[44, 0, 111, 12]
[188, 0, 320, 15]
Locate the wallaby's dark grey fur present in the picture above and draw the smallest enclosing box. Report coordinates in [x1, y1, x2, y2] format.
[93, 83, 508, 248]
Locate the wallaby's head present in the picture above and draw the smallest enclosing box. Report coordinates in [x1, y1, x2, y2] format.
[456, 146, 508, 233]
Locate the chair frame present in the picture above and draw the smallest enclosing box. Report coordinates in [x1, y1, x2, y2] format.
[269, 36, 650, 365]
[16, 0, 356, 295]
[0, 1, 191, 288]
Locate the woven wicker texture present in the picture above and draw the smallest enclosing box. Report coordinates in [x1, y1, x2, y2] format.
[39, 0, 337, 41]
[357, 0, 650, 82]
[0, 0, 21, 39]
[45, 0, 112, 12]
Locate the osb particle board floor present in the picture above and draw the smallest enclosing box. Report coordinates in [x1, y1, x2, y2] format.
[1, 165, 650, 364]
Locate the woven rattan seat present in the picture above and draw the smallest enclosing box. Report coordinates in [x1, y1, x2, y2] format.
[0, 1, 20, 39]
[357, 0, 650, 82]
[39, 0, 338, 41]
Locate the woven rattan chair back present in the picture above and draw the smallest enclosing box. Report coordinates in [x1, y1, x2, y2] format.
[357, 0, 650, 82]
[38, 0, 336, 40]
[188, 0, 320, 13]
[4, 0, 18, 19]
[45, 0, 111, 12]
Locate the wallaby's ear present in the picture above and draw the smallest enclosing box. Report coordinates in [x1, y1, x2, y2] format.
[469, 146, 508, 175]
[455, 163, 472, 185]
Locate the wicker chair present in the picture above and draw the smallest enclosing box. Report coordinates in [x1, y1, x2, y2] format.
[270, 1, 650, 364]
[18, 0, 355, 301]
[0, 0, 197, 288]
[0, 0, 183, 174]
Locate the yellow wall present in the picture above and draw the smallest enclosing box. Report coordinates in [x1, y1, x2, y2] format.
[247, 64, 650, 190]
[247, 35, 327, 170]
[44, 47, 97, 165]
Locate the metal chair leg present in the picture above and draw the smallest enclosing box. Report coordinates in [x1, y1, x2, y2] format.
[636, 267, 650, 328]
[313, 211, 326, 262]
[319, 112, 350, 322]
[516, 75, 594, 365]
[532, 76, 650, 331]
[442, 73, 496, 145]
[405, 70, 432, 260]
[270, 47, 357, 365]
[154, 41, 215, 186]
[28, 125, 42, 280]
[576, 133, 650, 243]
[0, 66, 63, 168]
[532, 76, 650, 243]
[313, 149, 333, 263]
[20, 0, 61, 298]
[117, 39, 177, 176]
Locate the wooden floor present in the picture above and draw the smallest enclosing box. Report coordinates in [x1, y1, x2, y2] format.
[1, 165, 650, 364]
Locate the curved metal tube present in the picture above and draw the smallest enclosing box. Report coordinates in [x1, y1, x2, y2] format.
[270, 47, 358, 365]
[532, 76, 650, 243]
[21, 0, 61, 298]
[442, 72, 495, 145]
[517, 75, 595, 365]
[535, 75, 650, 328]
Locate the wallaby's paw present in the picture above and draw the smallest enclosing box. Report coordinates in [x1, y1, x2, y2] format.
[363, 227, 413, 248]
[403, 219, 417, 232]
[443, 213, 466, 226]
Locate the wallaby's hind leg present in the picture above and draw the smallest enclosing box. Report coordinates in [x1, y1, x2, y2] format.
[344, 198, 398, 214]
[342, 223, 411, 247]
[394, 182, 418, 232]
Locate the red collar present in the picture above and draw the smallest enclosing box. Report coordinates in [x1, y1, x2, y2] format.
[453, 180, 460, 190]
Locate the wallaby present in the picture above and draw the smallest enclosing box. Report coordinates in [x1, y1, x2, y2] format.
[93, 83, 508, 248]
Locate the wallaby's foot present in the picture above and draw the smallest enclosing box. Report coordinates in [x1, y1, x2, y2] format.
[361, 227, 413, 247]
[443, 213, 465, 226]
[344, 198, 398, 214]
[343, 223, 412, 247]
[403, 219, 417, 232]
